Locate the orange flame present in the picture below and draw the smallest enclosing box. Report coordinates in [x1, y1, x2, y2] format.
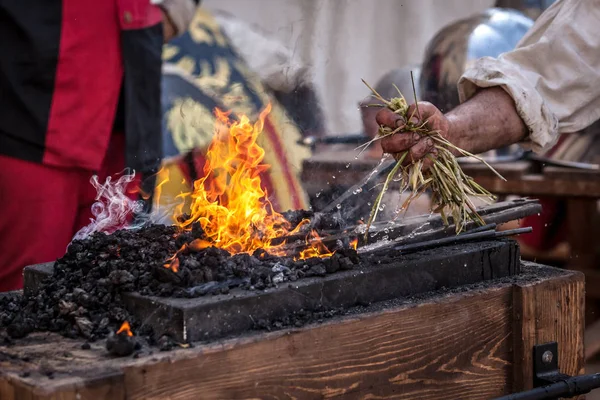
[297, 229, 334, 259]
[117, 321, 133, 337]
[350, 238, 358, 250]
[163, 104, 333, 271]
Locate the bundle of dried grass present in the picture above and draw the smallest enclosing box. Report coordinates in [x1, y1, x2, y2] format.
[358, 74, 506, 238]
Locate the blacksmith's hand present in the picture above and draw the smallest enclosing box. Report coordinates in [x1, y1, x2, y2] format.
[376, 102, 453, 167]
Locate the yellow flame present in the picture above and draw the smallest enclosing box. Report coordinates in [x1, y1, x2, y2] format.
[163, 105, 333, 271]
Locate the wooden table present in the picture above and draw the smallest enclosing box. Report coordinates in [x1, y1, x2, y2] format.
[0, 264, 585, 399]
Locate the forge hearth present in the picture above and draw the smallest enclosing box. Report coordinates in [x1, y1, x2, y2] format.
[24, 240, 518, 342]
[10, 199, 539, 345]
[3, 199, 584, 399]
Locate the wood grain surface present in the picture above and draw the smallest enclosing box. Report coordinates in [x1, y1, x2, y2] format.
[123, 287, 513, 399]
[512, 270, 585, 394]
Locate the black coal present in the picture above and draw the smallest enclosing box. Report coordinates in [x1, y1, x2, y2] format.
[0, 210, 360, 344]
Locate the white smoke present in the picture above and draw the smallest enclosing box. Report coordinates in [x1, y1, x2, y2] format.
[72, 170, 146, 242]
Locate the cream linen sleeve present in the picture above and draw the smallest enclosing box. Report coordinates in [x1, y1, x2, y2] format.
[457, 0, 600, 153]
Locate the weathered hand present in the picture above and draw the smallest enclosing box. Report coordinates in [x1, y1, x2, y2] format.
[377, 102, 452, 165]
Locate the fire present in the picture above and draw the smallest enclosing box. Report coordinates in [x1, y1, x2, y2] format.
[117, 321, 133, 337]
[297, 229, 335, 259]
[164, 104, 333, 270]
[350, 238, 358, 250]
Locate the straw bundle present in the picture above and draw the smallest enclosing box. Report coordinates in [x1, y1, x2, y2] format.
[359, 74, 505, 238]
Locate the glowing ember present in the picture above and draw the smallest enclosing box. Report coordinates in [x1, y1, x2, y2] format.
[164, 104, 333, 271]
[117, 321, 133, 337]
[297, 229, 335, 260]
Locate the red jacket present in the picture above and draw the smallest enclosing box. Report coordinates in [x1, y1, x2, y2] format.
[0, 0, 175, 177]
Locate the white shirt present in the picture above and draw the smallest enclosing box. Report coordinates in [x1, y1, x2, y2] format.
[457, 0, 600, 153]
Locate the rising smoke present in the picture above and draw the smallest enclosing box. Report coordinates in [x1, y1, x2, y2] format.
[71, 170, 147, 243]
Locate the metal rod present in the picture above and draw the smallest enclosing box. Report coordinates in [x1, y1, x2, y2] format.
[465, 223, 497, 234]
[319, 157, 397, 214]
[493, 373, 600, 400]
[528, 153, 600, 171]
[297, 134, 369, 147]
[369, 226, 532, 255]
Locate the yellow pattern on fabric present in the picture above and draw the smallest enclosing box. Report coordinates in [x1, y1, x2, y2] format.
[188, 10, 227, 47]
[174, 56, 196, 76]
[162, 44, 179, 60]
[166, 98, 220, 155]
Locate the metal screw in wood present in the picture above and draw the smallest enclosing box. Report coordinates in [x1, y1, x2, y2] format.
[542, 350, 553, 364]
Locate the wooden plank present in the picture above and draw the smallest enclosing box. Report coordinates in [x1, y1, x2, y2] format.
[460, 161, 532, 180]
[544, 166, 600, 181]
[301, 150, 532, 194]
[301, 149, 600, 198]
[511, 267, 585, 393]
[0, 373, 125, 400]
[473, 175, 600, 198]
[0, 333, 126, 400]
[122, 285, 514, 399]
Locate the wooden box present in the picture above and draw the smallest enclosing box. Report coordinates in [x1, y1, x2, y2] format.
[0, 262, 584, 400]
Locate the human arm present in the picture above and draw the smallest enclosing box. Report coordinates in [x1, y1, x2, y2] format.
[380, 0, 600, 158]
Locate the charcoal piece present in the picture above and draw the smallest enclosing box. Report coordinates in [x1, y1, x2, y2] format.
[158, 335, 175, 351]
[7, 317, 34, 339]
[75, 317, 94, 338]
[325, 258, 340, 274]
[108, 270, 134, 286]
[106, 332, 137, 357]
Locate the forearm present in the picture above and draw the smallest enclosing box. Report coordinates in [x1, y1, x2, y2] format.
[447, 87, 528, 156]
[456, 0, 600, 153]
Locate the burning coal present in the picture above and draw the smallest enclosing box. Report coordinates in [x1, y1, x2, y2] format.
[106, 321, 137, 357]
[0, 105, 363, 345]
[162, 104, 335, 270]
[116, 321, 133, 337]
[68, 104, 353, 280]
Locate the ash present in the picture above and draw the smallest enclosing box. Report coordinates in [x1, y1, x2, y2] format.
[0, 211, 360, 343]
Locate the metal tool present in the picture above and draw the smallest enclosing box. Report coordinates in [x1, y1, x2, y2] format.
[363, 226, 532, 256]
[528, 153, 600, 171]
[297, 134, 369, 149]
[317, 156, 397, 215]
[459, 150, 600, 171]
[276, 199, 541, 256]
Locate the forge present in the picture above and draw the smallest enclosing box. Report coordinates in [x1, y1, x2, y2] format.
[24, 239, 518, 343]
[0, 199, 586, 400]
[18, 199, 535, 344]
[0, 102, 586, 399]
